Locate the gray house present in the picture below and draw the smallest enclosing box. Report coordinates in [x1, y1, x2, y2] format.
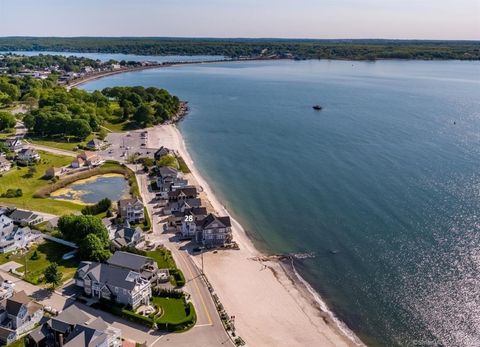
[75, 261, 151, 309]
[117, 198, 145, 224]
[26, 304, 122, 347]
[111, 224, 144, 249]
[107, 251, 160, 284]
[194, 214, 233, 247]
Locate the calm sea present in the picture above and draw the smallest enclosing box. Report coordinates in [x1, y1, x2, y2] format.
[83, 59, 480, 346]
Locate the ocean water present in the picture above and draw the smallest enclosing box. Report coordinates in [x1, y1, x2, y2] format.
[83, 59, 480, 346]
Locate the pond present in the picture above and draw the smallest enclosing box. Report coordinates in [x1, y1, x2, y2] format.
[50, 174, 130, 204]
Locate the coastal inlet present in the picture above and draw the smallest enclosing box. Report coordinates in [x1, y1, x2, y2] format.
[50, 174, 130, 204]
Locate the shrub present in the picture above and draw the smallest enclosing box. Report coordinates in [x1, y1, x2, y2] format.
[152, 288, 184, 299]
[82, 197, 112, 215]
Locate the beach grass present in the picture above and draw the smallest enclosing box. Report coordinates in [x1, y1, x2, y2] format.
[0, 151, 83, 215]
[0, 240, 79, 285]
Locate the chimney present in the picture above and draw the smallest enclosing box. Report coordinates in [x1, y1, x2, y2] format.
[59, 333, 64, 347]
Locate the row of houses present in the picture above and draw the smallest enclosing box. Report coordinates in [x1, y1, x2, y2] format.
[74, 251, 168, 310]
[155, 158, 233, 248]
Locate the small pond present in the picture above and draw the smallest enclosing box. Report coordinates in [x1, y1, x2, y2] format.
[50, 174, 130, 204]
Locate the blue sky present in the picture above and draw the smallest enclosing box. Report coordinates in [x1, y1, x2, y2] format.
[0, 0, 478, 39]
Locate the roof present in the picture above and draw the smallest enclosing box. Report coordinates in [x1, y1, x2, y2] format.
[107, 251, 152, 272]
[118, 198, 143, 210]
[6, 290, 30, 316]
[27, 323, 50, 343]
[9, 209, 37, 221]
[78, 262, 142, 291]
[87, 317, 109, 331]
[196, 214, 232, 229]
[54, 305, 89, 326]
[87, 139, 103, 146]
[173, 207, 207, 218]
[17, 148, 37, 156]
[0, 326, 14, 341]
[115, 226, 141, 243]
[158, 166, 178, 178]
[168, 187, 197, 199]
[154, 146, 172, 158]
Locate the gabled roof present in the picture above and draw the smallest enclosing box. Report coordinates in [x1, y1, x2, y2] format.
[115, 226, 142, 242]
[9, 209, 37, 222]
[158, 166, 178, 178]
[118, 198, 143, 209]
[107, 251, 152, 273]
[78, 262, 141, 291]
[17, 148, 37, 156]
[87, 138, 103, 147]
[154, 146, 172, 158]
[54, 305, 90, 326]
[6, 290, 29, 316]
[168, 187, 197, 199]
[196, 214, 232, 229]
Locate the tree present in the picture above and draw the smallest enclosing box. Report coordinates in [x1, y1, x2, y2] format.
[44, 262, 62, 288]
[0, 111, 15, 131]
[79, 234, 111, 262]
[157, 154, 178, 169]
[58, 214, 109, 245]
[30, 250, 39, 260]
[133, 104, 154, 126]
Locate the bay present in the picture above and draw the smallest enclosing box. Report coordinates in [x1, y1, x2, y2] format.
[83, 59, 480, 346]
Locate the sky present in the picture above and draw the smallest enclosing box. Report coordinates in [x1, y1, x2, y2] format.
[0, 0, 479, 40]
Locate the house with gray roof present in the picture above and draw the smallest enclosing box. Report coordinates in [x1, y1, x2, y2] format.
[86, 138, 104, 150]
[26, 305, 121, 347]
[117, 198, 144, 224]
[74, 261, 151, 309]
[16, 148, 40, 163]
[194, 214, 233, 247]
[107, 251, 161, 284]
[8, 209, 43, 226]
[154, 146, 173, 161]
[0, 290, 43, 343]
[111, 224, 143, 249]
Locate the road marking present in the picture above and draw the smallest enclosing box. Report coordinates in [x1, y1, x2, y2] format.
[194, 323, 214, 328]
[150, 334, 165, 346]
[177, 251, 213, 325]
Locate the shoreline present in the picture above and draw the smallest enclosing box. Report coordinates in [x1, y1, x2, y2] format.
[148, 123, 366, 346]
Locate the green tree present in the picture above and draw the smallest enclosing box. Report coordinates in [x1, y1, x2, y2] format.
[0, 111, 15, 131]
[157, 154, 178, 169]
[44, 262, 62, 288]
[133, 104, 154, 126]
[57, 214, 109, 245]
[79, 234, 111, 262]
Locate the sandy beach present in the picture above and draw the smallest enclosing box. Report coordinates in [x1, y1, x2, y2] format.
[147, 124, 365, 347]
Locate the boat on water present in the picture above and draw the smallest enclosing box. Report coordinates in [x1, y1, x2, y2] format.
[312, 105, 322, 111]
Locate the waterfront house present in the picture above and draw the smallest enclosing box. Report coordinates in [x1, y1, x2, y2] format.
[4, 137, 22, 151]
[155, 167, 188, 195]
[26, 304, 122, 347]
[111, 223, 144, 249]
[164, 198, 202, 215]
[74, 261, 152, 309]
[117, 198, 144, 224]
[16, 148, 40, 163]
[0, 290, 43, 340]
[0, 156, 11, 173]
[8, 209, 43, 226]
[86, 138, 104, 151]
[194, 213, 233, 247]
[173, 207, 207, 234]
[154, 146, 174, 161]
[167, 187, 198, 201]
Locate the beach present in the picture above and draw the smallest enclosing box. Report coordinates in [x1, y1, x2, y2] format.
[147, 124, 365, 347]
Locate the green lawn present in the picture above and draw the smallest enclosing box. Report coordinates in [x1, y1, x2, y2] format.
[0, 131, 15, 140]
[152, 297, 191, 323]
[0, 151, 83, 215]
[28, 133, 94, 152]
[146, 249, 178, 269]
[0, 240, 79, 285]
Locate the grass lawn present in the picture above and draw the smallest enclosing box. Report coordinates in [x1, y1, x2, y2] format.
[0, 131, 15, 140]
[0, 240, 79, 285]
[0, 151, 83, 215]
[152, 297, 191, 323]
[146, 249, 177, 269]
[28, 133, 94, 152]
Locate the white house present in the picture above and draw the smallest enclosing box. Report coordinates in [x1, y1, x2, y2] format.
[0, 290, 43, 339]
[16, 148, 40, 163]
[117, 198, 145, 224]
[0, 226, 40, 253]
[0, 156, 11, 173]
